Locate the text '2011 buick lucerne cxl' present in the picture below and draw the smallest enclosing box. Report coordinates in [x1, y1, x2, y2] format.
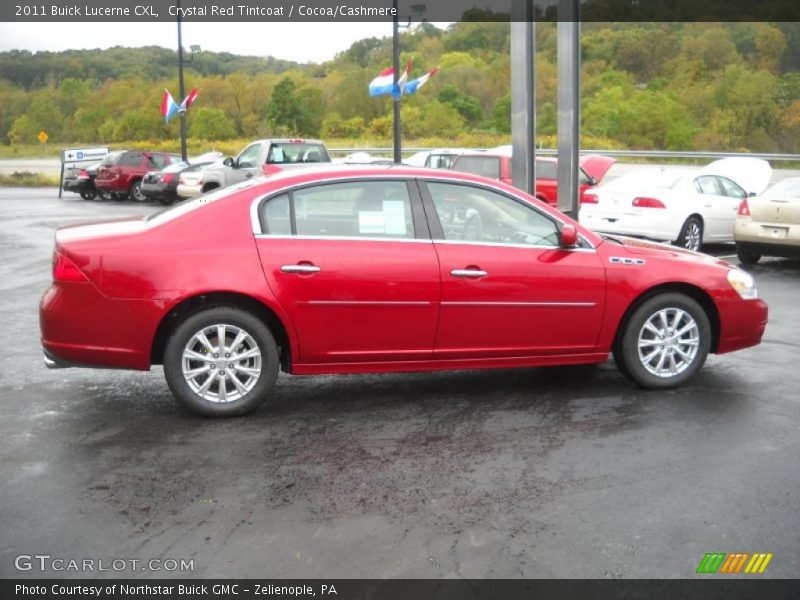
[40, 165, 768, 417]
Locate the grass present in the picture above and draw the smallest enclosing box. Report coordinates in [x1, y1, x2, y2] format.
[0, 171, 60, 187]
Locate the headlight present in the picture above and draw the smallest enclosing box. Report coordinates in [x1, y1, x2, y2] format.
[727, 268, 758, 299]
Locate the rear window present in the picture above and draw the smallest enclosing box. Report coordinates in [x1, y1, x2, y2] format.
[146, 179, 259, 226]
[453, 156, 501, 179]
[267, 143, 330, 164]
[100, 152, 125, 167]
[119, 152, 143, 167]
[535, 159, 557, 179]
[763, 179, 800, 199]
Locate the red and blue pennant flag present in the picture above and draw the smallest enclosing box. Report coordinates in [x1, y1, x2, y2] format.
[404, 67, 438, 95]
[181, 87, 199, 111]
[369, 60, 412, 99]
[161, 89, 179, 123]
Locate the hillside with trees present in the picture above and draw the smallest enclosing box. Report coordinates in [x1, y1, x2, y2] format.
[2, 22, 800, 153]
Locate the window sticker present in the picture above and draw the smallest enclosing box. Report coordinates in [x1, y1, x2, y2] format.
[358, 211, 386, 234]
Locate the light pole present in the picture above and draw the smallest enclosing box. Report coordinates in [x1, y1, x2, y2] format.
[391, 3, 426, 164]
[176, 0, 187, 162]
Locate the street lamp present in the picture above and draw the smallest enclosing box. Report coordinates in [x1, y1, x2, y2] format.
[391, 2, 426, 164]
[175, 2, 201, 162]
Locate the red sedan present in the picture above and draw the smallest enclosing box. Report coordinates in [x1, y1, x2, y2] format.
[41, 166, 768, 417]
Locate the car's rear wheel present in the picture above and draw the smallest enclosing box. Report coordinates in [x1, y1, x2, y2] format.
[79, 190, 97, 200]
[163, 307, 279, 417]
[614, 293, 711, 389]
[675, 217, 703, 252]
[98, 190, 114, 201]
[129, 180, 146, 202]
[736, 244, 761, 265]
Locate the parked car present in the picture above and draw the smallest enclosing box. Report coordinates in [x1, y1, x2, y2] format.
[579, 158, 772, 252]
[404, 148, 471, 169]
[62, 161, 103, 200]
[201, 139, 331, 193]
[450, 150, 615, 206]
[141, 152, 223, 205]
[176, 162, 218, 199]
[735, 177, 800, 264]
[41, 165, 767, 417]
[335, 152, 394, 165]
[94, 150, 181, 201]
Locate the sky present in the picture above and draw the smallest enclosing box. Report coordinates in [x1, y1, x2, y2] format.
[0, 22, 408, 63]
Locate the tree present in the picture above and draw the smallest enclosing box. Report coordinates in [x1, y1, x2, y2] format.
[438, 85, 483, 125]
[190, 107, 237, 139]
[266, 77, 309, 136]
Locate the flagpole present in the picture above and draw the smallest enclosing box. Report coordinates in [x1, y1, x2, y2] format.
[176, 0, 188, 163]
[392, 0, 401, 164]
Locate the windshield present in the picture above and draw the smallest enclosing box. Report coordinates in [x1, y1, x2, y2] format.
[267, 143, 330, 164]
[762, 179, 800, 199]
[146, 179, 260, 225]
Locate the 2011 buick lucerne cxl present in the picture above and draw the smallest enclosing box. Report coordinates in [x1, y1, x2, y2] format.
[40, 165, 768, 417]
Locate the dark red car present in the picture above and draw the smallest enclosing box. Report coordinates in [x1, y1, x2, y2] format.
[94, 150, 181, 201]
[450, 152, 615, 206]
[41, 165, 767, 417]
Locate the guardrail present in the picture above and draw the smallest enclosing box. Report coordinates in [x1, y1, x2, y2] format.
[328, 147, 800, 162]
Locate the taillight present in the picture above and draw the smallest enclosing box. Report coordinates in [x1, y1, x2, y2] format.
[53, 252, 88, 283]
[581, 193, 599, 204]
[162, 173, 174, 184]
[738, 199, 750, 217]
[78, 169, 89, 178]
[632, 197, 666, 209]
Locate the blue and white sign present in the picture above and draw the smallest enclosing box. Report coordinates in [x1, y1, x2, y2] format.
[61, 147, 109, 163]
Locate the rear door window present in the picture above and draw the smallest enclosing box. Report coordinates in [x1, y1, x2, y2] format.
[119, 152, 143, 167]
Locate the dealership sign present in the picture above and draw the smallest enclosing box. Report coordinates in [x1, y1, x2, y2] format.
[61, 147, 109, 163]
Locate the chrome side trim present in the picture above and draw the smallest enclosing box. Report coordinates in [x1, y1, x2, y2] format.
[304, 300, 432, 306]
[609, 256, 646, 265]
[442, 301, 597, 308]
[248, 174, 597, 249]
[256, 234, 433, 244]
[434, 239, 596, 252]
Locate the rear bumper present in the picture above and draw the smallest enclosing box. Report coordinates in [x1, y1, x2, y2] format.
[580, 209, 679, 242]
[716, 297, 768, 354]
[40, 282, 157, 371]
[176, 184, 202, 198]
[735, 220, 800, 255]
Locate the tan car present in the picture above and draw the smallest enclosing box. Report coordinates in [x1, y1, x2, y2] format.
[735, 178, 800, 264]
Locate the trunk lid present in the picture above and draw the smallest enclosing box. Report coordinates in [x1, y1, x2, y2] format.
[580, 155, 617, 183]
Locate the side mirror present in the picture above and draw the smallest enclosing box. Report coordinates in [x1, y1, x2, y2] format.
[223, 157, 234, 168]
[559, 223, 579, 248]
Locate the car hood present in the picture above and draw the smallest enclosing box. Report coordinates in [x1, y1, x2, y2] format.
[701, 157, 772, 195]
[580, 155, 616, 182]
[603, 234, 731, 267]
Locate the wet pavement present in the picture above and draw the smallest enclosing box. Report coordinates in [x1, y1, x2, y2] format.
[1, 188, 798, 578]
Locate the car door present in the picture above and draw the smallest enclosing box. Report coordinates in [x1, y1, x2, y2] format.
[694, 175, 736, 241]
[255, 179, 440, 365]
[420, 180, 606, 359]
[232, 143, 263, 184]
[716, 176, 749, 241]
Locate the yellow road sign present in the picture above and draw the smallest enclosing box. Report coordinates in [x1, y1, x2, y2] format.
[37, 130, 48, 144]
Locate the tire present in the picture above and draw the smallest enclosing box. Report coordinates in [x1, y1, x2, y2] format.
[98, 190, 114, 201]
[163, 307, 279, 417]
[129, 180, 146, 202]
[157, 196, 175, 206]
[80, 190, 97, 200]
[613, 293, 711, 390]
[736, 244, 761, 265]
[675, 217, 703, 252]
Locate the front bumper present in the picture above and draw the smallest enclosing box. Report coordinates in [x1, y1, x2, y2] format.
[716, 296, 768, 354]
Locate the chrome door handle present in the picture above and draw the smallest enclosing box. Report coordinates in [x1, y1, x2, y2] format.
[281, 264, 321, 273]
[451, 269, 488, 278]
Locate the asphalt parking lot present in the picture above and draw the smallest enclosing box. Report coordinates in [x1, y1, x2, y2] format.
[1, 187, 798, 579]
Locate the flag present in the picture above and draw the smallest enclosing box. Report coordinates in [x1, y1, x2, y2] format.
[161, 89, 179, 123]
[181, 87, 199, 111]
[404, 67, 438, 95]
[368, 60, 412, 98]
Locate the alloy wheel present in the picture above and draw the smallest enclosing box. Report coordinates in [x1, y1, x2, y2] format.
[637, 308, 700, 378]
[181, 323, 262, 403]
[683, 222, 701, 251]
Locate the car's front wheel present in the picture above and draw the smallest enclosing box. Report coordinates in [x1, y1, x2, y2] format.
[163, 307, 279, 417]
[614, 293, 711, 389]
[736, 244, 761, 265]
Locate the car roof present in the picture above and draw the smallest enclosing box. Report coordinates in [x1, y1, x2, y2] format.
[250, 163, 511, 189]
